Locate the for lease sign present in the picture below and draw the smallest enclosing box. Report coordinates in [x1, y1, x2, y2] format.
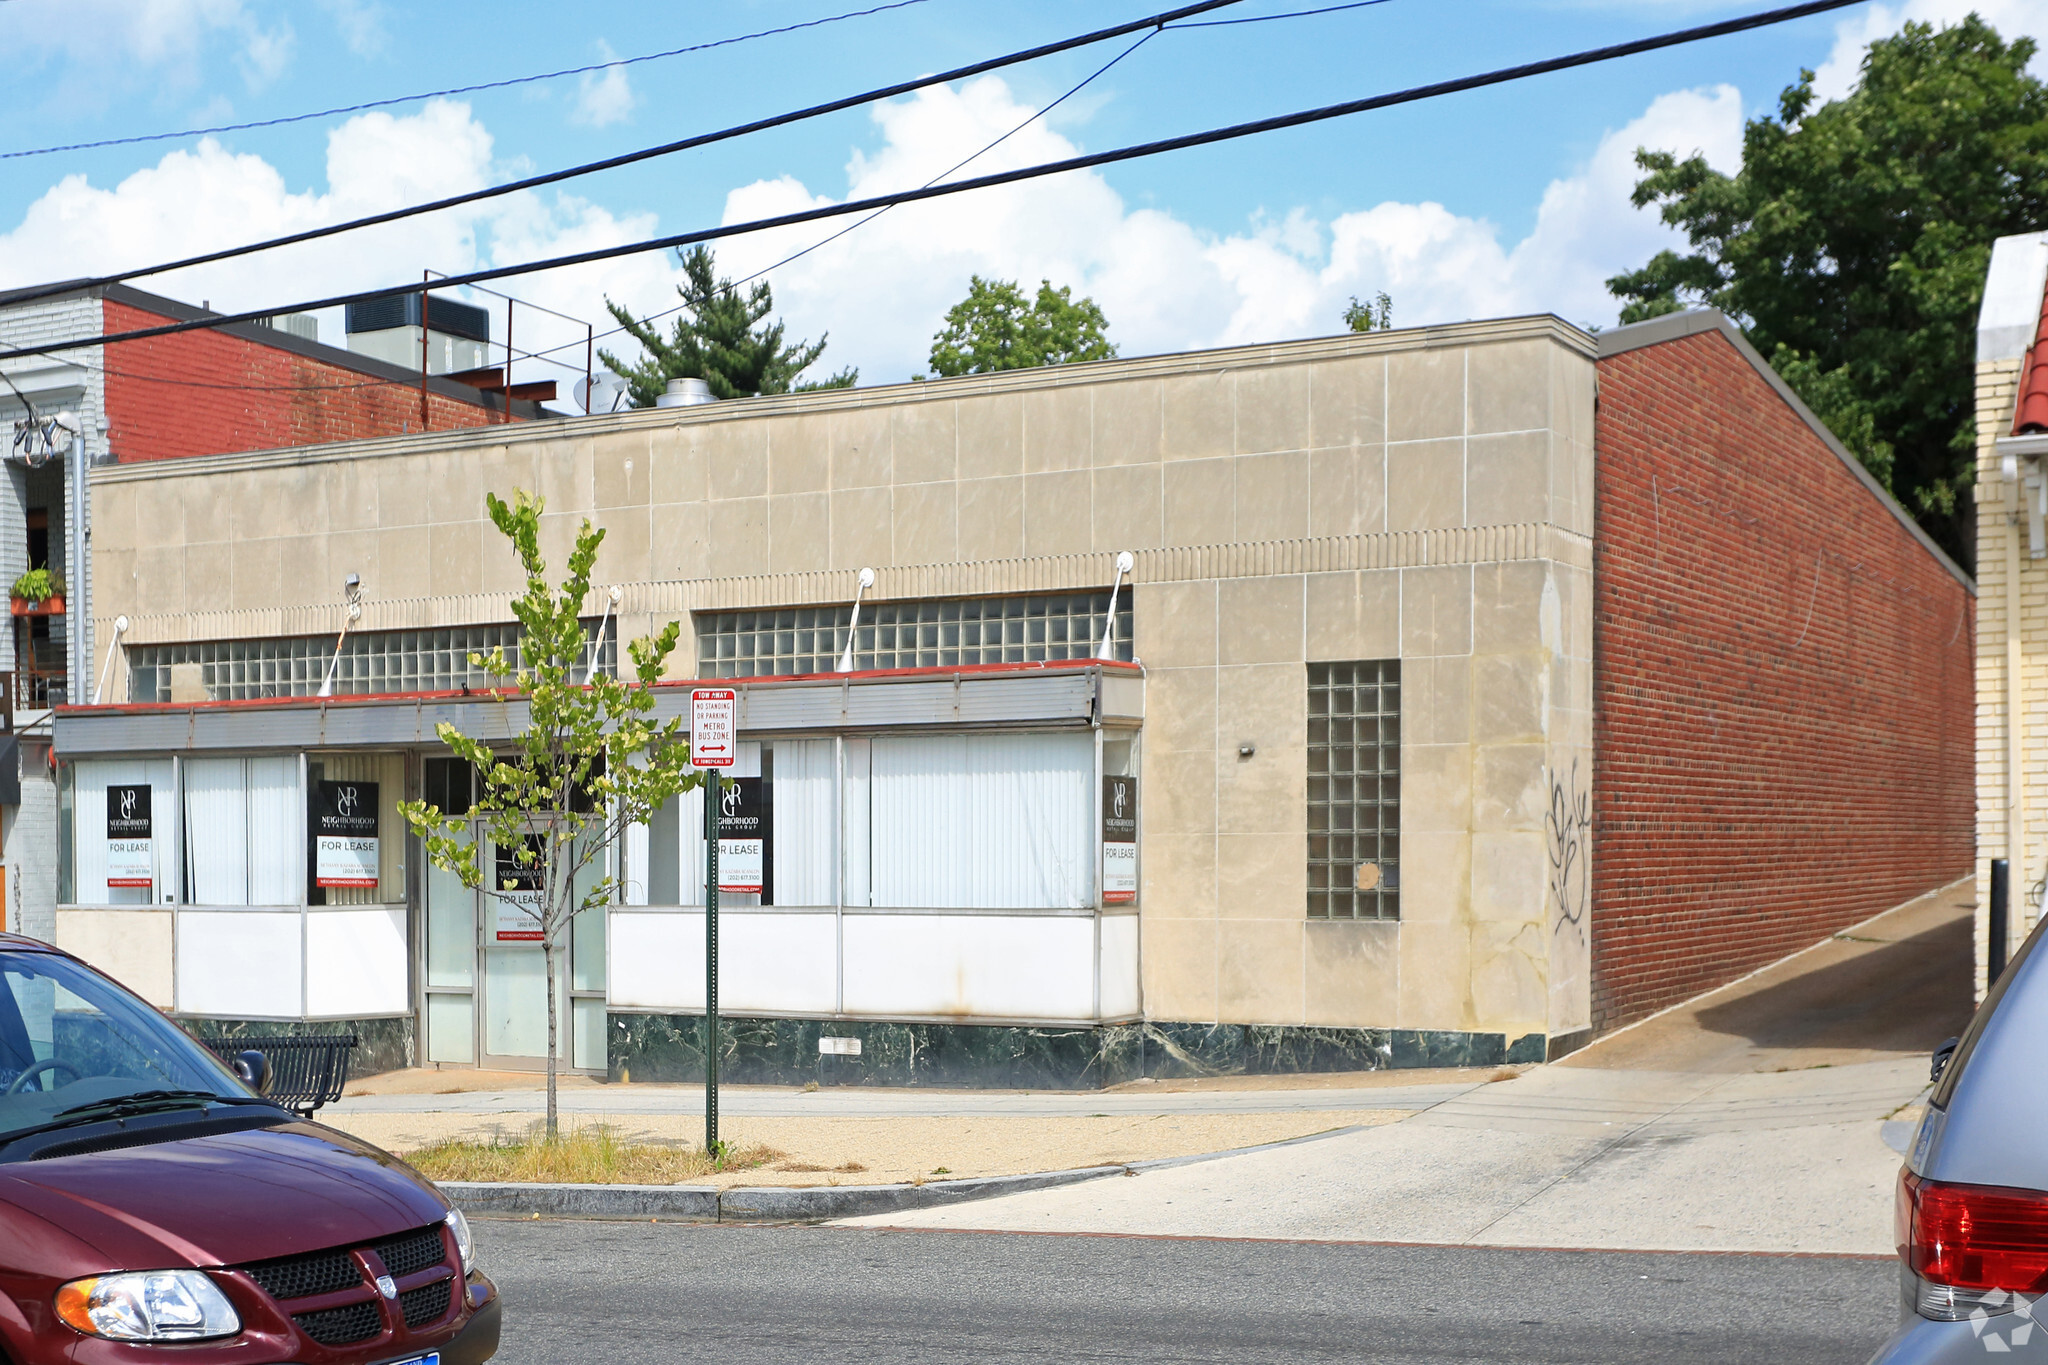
[312, 780, 379, 888]
[106, 784, 152, 888]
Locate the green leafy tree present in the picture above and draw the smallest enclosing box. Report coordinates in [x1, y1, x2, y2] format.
[927, 276, 1116, 377]
[1343, 292, 1393, 332]
[400, 490, 700, 1138]
[601, 245, 855, 406]
[1607, 16, 2048, 567]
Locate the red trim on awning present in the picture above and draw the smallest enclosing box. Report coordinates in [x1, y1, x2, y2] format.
[2015, 284, 2048, 434]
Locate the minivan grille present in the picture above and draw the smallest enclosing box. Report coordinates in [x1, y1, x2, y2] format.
[292, 1300, 382, 1346]
[374, 1225, 447, 1279]
[400, 1279, 452, 1329]
[242, 1248, 362, 1301]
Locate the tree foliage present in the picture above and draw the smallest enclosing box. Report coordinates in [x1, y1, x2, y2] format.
[601, 245, 855, 406]
[1607, 16, 2048, 567]
[927, 276, 1116, 377]
[400, 491, 700, 1137]
[1343, 292, 1393, 332]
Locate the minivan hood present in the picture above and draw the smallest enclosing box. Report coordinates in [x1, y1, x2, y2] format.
[0, 1121, 446, 1274]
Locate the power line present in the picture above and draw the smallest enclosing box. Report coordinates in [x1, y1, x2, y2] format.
[0, 0, 1871, 365]
[1173, 0, 1389, 26]
[0, 0, 936, 163]
[0, 0, 1250, 312]
[596, 28, 1165, 379]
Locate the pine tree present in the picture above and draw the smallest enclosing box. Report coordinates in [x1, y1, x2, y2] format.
[600, 246, 854, 405]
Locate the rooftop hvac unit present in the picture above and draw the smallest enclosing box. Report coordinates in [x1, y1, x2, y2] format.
[257, 313, 319, 343]
[345, 294, 490, 343]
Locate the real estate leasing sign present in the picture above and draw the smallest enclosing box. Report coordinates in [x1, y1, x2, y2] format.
[493, 834, 546, 942]
[1102, 774, 1137, 904]
[717, 777, 769, 895]
[312, 780, 379, 889]
[106, 784, 152, 888]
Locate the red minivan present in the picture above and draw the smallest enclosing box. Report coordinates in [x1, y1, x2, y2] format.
[0, 934, 499, 1364]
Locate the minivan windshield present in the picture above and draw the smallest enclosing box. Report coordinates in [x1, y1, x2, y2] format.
[0, 950, 250, 1141]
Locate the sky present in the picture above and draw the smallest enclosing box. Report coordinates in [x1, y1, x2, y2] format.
[1, 0, 2045, 397]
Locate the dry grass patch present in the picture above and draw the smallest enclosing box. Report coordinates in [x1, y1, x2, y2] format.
[773, 1160, 868, 1174]
[407, 1125, 779, 1185]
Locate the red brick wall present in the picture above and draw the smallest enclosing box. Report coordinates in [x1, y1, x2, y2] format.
[101, 299, 517, 461]
[1591, 327, 1974, 1032]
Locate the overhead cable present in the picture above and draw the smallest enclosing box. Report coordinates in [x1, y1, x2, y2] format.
[0, 0, 1871, 364]
[0, 0, 936, 162]
[0, 0, 1250, 311]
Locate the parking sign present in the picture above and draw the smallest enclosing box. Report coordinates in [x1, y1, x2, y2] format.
[691, 689, 736, 768]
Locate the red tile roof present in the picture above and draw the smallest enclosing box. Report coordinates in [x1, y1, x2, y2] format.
[2016, 285, 2048, 434]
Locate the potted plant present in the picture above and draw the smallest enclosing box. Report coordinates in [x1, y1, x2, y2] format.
[10, 567, 65, 616]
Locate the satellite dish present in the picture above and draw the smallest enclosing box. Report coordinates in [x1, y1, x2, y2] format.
[573, 373, 628, 415]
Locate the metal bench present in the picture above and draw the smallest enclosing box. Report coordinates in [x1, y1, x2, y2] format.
[198, 1034, 358, 1118]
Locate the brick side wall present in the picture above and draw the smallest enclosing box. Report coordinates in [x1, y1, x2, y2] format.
[101, 299, 514, 461]
[1591, 329, 1975, 1031]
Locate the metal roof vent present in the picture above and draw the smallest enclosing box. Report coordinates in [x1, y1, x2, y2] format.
[655, 377, 714, 407]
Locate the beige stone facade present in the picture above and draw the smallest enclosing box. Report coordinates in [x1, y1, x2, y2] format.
[83, 316, 1597, 1043]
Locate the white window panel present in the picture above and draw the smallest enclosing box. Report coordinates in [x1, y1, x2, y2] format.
[868, 733, 1093, 909]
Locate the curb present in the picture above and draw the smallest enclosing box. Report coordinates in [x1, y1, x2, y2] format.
[443, 1163, 1128, 1223]
[442, 1123, 1374, 1224]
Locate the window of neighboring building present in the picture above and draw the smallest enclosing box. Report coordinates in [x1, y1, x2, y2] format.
[1307, 660, 1400, 921]
[695, 591, 1134, 678]
[127, 622, 617, 703]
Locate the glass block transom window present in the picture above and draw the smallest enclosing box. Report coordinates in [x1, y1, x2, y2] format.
[696, 592, 1134, 678]
[128, 622, 617, 703]
[1308, 660, 1400, 921]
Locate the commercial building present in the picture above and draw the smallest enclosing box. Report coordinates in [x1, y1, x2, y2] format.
[40, 309, 1972, 1084]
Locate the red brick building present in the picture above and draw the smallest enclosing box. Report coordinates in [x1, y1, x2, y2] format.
[1590, 312, 1974, 1031]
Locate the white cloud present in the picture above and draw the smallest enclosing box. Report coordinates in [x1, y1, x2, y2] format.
[318, 0, 389, 58]
[571, 43, 636, 129]
[3, 0, 295, 90]
[0, 99, 682, 400]
[712, 77, 1746, 382]
[1812, 0, 2048, 100]
[0, 75, 1744, 400]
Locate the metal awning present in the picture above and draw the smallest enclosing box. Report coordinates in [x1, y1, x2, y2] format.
[53, 662, 1144, 756]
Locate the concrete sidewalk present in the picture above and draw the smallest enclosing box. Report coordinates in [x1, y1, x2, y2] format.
[841, 881, 1970, 1252]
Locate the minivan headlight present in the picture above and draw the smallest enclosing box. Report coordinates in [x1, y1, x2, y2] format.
[446, 1207, 475, 1274]
[56, 1271, 240, 1341]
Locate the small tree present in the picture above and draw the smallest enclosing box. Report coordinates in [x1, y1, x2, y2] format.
[600, 244, 855, 406]
[401, 490, 700, 1139]
[1343, 292, 1393, 332]
[927, 276, 1116, 377]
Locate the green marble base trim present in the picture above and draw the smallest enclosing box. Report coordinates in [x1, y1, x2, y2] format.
[609, 1013, 1550, 1090]
[180, 1017, 414, 1080]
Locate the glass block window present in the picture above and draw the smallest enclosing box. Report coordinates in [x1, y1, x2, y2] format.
[1307, 660, 1400, 921]
[696, 591, 1134, 678]
[127, 621, 617, 703]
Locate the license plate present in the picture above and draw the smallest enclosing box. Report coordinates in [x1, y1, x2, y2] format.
[383, 1356, 440, 1365]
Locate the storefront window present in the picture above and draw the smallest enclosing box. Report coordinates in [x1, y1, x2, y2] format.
[69, 759, 178, 906]
[307, 753, 406, 905]
[183, 757, 299, 906]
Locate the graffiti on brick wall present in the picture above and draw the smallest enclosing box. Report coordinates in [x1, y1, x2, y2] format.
[1547, 758, 1591, 943]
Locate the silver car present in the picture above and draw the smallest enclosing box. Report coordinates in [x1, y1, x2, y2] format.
[1872, 911, 2048, 1362]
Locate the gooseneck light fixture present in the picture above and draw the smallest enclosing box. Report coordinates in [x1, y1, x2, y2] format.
[316, 573, 363, 699]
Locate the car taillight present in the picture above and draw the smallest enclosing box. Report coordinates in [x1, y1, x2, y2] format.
[1900, 1170, 2048, 1292]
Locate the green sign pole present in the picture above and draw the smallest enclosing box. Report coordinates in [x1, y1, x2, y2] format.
[704, 769, 720, 1154]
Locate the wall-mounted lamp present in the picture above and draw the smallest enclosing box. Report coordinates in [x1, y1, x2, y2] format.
[316, 574, 365, 699]
[1096, 550, 1135, 661]
[836, 567, 876, 673]
[90, 615, 129, 706]
[1238, 742, 1256, 760]
[586, 584, 624, 683]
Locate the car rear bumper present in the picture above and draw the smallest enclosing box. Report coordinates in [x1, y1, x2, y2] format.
[1867, 1313, 2038, 1363]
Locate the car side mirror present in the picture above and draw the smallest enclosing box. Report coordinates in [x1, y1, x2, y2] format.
[232, 1049, 273, 1096]
[1931, 1036, 1959, 1085]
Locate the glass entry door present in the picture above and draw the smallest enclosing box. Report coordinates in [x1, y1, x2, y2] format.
[417, 757, 609, 1072]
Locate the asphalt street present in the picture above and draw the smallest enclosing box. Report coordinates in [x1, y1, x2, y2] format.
[475, 1217, 1899, 1364]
